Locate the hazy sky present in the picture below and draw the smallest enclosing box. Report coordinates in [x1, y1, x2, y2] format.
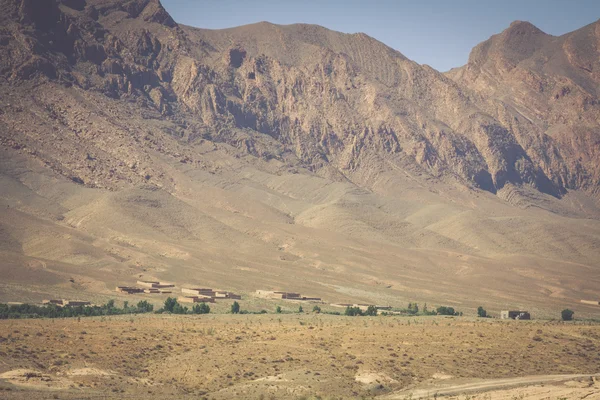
[161, 1, 600, 72]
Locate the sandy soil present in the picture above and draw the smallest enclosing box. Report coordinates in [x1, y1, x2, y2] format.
[0, 314, 599, 399]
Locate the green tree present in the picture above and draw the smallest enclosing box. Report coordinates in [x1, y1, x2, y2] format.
[477, 306, 487, 318]
[312, 305, 321, 313]
[123, 301, 129, 310]
[365, 305, 378, 316]
[231, 301, 240, 314]
[436, 306, 457, 316]
[561, 309, 574, 321]
[163, 297, 178, 313]
[345, 306, 363, 316]
[137, 300, 153, 313]
[298, 305, 303, 313]
[276, 306, 282, 314]
[106, 299, 115, 309]
[193, 303, 210, 314]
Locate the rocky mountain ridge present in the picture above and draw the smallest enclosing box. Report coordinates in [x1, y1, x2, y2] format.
[1, 0, 599, 201]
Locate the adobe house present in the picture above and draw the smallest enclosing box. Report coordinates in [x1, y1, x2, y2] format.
[214, 290, 242, 300]
[299, 296, 322, 302]
[501, 310, 531, 320]
[144, 288, 172, 294]
[580, 300, 600, 306]
[43, 299, 65, 305]
[256, 290, 318, 301]
[62, 300, 91, 307]
[182, 288, 216, 297]
[178, 296, 215, 304]
[330, 303, 389, 311]
[137, 280, 175, 289]
[116, 286, 144, 294]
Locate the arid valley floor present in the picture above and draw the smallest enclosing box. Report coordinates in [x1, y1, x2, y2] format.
[0, 314, 599, 399]
[2, 0, 600, 398]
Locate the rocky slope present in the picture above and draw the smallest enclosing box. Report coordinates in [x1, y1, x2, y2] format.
[447, 20, 600, 195]
[0, 0, 599, 309]
[1, 0, 598, 198]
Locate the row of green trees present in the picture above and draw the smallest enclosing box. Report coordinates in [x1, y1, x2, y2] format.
[0, 300, 154, 320]
[1, 298, 577, 321]
[157, 297, 210, 314]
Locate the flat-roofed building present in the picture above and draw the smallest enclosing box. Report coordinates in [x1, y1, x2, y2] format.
[178, 296, 215, 304]
[182, 288, 215, 296]
[116, 286, 144, 294]
[501, 310, 531, 320]
[580, 300, 600, 306]
[137, 280, 175, 289]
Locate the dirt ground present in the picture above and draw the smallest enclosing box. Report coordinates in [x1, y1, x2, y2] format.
[0, 314, 599, 399]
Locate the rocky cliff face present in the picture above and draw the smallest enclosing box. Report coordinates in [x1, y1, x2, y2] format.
[1, 0, 599, 200]
[447, 20, 600, 196]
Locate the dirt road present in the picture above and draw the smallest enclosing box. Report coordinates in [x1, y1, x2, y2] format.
[385, 374, 600, 399]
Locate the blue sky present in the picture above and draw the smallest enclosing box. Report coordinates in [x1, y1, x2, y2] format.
[161, 1, 600, 72]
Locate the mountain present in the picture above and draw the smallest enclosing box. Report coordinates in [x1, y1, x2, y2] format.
[0, 0, 599, 314]
[447, 19, 600, 195]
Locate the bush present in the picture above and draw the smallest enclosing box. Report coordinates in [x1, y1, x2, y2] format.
[231, 301, 240, 314]
[365, 305, 378, 316]
[276, 306, 282, 314]
[192, 303, 210, 314]
[298, 306, 303, 313]
[477, 306, 487, 318]
[436, 306, 458, 316]
[137, 300, 153, 313]
[344, 306, 363, 316]
[407, 303, 419, 314]
[163, 297, 178, 313]
[312, 305, 321, 313]
[172, 303, 188, 315]
[561, 309, 574, 321]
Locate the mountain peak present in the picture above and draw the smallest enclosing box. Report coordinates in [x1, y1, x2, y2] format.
[503, 20, 548, 38]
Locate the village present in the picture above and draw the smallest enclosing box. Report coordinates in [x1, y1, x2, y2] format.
[31, 280, 600, 318]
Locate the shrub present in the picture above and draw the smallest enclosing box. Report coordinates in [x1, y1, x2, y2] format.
[561, 309, 574, 321]
[192, 303, 210, 314]
[407, 303, 419, 314]
[312, 305, 321, 313]
[276, 306, 282, 314]
[365, 305, 378, 316]
[344, 306, 363, 316]
[163, 297, 178, 313]
[172, 303, 187, 315]
[137, 300, 153, 313]
[436, 306, 458, 316]
[298, 306, 303, 313]
[231, 301, 240, 314]
[477, 306, 487, 318]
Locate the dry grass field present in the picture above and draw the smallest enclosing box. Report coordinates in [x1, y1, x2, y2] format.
[0, 313, 599, 399]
